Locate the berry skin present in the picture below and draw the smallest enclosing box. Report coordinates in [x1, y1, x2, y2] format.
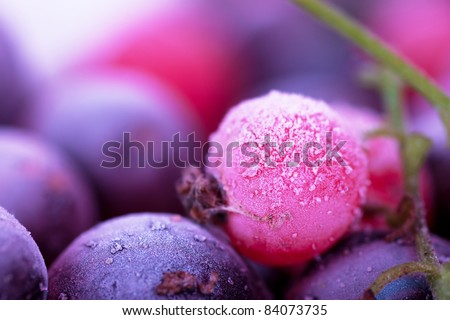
[48, 213, 270, 300]
[0, 129, 99, 263]
[0, 207, 48, 299]
[27, 70, 200, 217]
[287, 231, 450, 300]
[204, 91, 368, 266]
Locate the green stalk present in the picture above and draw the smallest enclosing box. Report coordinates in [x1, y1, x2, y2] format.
[378, 63, 438, 273]
[292, 0, 450, 143]
[379, 70, 404, 135]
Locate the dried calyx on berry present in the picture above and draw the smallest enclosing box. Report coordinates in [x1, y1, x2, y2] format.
[176, 167, 229, 224]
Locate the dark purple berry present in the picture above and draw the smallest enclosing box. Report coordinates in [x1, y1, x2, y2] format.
[27, 70, 202, 217]
[49, 213, 270, 300]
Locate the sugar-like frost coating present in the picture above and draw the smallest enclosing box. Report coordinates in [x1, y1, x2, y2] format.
[207, 91, 369, 265]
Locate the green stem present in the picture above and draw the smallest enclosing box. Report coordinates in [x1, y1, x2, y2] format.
[411, 187, 444, 298]
[380, 71, 439, 266]
[379, 70, 404, 134]
[379, 70, 442, 297]
[292, 0, 450, 143]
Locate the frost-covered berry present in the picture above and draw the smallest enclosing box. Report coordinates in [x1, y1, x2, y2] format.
[48, 213, 270, 300]
[182, 91, 368, 266]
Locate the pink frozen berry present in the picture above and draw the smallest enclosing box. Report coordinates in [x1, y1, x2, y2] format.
[335, 105, 434, 229]
[182, 91, 369, 266]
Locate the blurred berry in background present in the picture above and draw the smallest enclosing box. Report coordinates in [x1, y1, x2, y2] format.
[0, 24, 33, 126]
[0, 129, 98, 264]
[27, 70, 201, 218]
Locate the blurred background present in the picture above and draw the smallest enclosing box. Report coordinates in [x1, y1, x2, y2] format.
[0, 0, 162, 77]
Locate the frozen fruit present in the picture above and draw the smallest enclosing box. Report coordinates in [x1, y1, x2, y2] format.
[48, 213, 270, 300]
[0, 206, 48, 299]
[27, 70, 201, 217]
[287, 231, 450, 300]
[196, 91, 368, 266]
[0, 128, 98, 263]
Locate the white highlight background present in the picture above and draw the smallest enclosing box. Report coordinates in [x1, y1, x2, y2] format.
[0, 0, 164, 77]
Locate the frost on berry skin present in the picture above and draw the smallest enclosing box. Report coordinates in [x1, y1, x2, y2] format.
[201, 91, 369, 266]
[0, 207, 48, 300]
[0, 129, 98, 264]
[48, 213, 270, 300]
[286, 232, 450, 300]
[335, 105, 433, 228]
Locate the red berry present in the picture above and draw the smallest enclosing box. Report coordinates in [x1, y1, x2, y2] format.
[206, 91, 368, 266]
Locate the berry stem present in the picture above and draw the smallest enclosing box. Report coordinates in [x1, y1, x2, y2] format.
[379, 70, 404, 135]
[291, 0, 450, 143]
[382, 74, 438, 267]
[375, 69, 445, 298]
